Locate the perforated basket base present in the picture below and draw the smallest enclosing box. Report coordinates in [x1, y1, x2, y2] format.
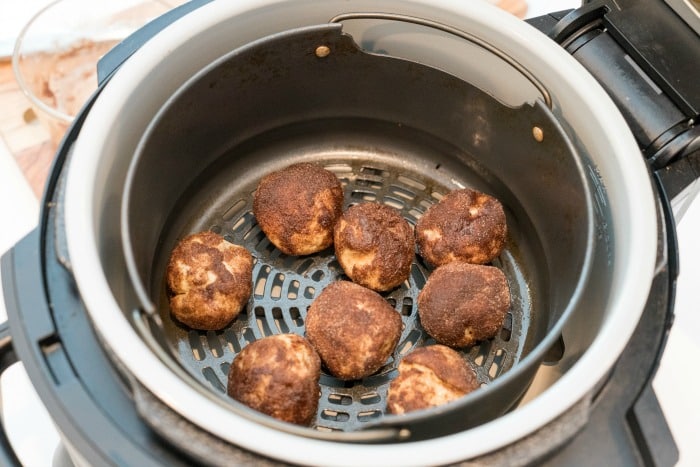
[153, 121, 535, 433]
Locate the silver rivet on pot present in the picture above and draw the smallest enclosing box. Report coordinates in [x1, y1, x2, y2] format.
[315, 45, 331, 58]
[532, 126, 544, 142]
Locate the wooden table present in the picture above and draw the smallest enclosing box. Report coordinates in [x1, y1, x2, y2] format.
[0, 59, 54, 198]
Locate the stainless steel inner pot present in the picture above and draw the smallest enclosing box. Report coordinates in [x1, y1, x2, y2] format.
[62, 1, 658, 465]
[121, 23, 593, 439]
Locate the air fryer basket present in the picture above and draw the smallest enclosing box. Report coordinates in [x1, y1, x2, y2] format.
[121, 23, 594, 439]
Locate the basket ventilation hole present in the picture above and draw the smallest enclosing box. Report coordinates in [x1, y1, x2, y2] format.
[410, 264, 427, 289]
[270, 273, 285, 300]
[254, 266, 271, 298]
[304, 286, 316, 299]
[322, 410, 350, 422]
[206, 331, 223, 358]
[358, 410, 382, 422]
[500, 312, 513, 342]
[351, 190, 377, 202]
[407, 208, 423, 222]
[224, 329, 242, 353]
[223, 200, 246, 221]
[289, 307, 303, 327]
[356, 178, 383, 189]
[389, 185, 416, 200]
[398, 329, 422, 355]
[296, 258, 314, 275]
[287, 280, 300, 299]
[242, 327, 256, 345]
[419, 199, 433, 211]
[202, 367, 225, 392]
[401, 297, 413, 316]
[488, 349, 507, 378]
[397, 175, 426, 191]
[360, 393, 381, 405]
[268, 307, 289, 333]
[188, 331, 205, 361]
[328, 394, 353, 405]
[382, 196, 404, 210]
[311, 270, 325, 282]
[360, 166, 389, 177]
[254, 307, 274, 337]
[243, 224, 263, 243]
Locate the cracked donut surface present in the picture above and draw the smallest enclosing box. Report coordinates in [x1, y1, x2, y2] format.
[334, 202, 414, 292]
[166, 231, 253, 330]
[387, 345, 479, 414]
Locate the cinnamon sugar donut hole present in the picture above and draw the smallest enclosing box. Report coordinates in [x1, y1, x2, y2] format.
[416, 188, 507, 267]
[227, 334, 321, 425]
[417, 262, 510, 348]
[334, 203, 414, 292]
[166, 231, 253, 330]
[387, 345, 479, 414]
[305, 281, 403, 380]
[253, 163, 344, 255]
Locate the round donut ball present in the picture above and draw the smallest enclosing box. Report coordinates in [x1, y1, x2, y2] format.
[418, 262, 510, 348]
[416, 188, 507, 266]
[166, 231, 253, 330]
[305, 281, 403, 380]
[334, 203, 414, 292]
[227, 334, 321, 426]
[253, 162, 344, 255]
[387, 345, 479, 414]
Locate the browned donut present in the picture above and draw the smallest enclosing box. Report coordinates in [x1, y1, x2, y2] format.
[387, 345, 479, 414]
[416, 188, 507, 266]
[334, 203, 414, 292]
[253, 163, 344, 255]
[166, 231, 253, 330]
[418, 262, 510, 348]
[227, 334, 321, 425]
[305, 281, 403, 380]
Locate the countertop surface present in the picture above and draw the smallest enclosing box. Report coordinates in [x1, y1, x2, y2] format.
[1, 1, 699, 466]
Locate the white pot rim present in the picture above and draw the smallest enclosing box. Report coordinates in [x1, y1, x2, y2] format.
[64, 1, 658, 465]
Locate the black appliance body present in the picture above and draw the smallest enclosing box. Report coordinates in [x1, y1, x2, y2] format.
[1, 0, 699, 465]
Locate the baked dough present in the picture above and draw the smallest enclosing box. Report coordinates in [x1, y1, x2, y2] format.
[227, 334, 321, 425]
[253, 163, 344, 255]
[166, 231, 253, 330]
[416, 188, 507, 266]
[387, 344, 479, 414]
[418, 262, 510, 348]
[334, 203, 414, 291]
[305, 281, 403, 380]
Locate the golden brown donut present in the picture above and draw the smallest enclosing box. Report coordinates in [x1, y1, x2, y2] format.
[418, 262, 510, 348]
[253, 163, 344, 255]
[227, 334, 321, 425]
[415, 188, 507, 266]
[334, 203, 414, 292]
[387, 345, 479, 414]
[305, 281, 403, 380]
[166, 231, 253, 330]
